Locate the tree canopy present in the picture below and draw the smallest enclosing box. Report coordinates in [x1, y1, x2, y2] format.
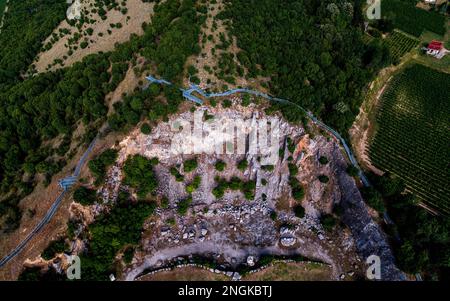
[123, 155, 159, 199]
[219, 0, 390, 133]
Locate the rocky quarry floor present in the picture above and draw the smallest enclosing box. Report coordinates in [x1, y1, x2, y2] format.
[68, 102, 404, 281]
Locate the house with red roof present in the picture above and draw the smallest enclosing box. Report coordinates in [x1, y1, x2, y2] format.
[426, 40, 444, 57]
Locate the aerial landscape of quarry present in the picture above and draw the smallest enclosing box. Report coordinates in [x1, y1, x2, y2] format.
[0, 0, 449, 291]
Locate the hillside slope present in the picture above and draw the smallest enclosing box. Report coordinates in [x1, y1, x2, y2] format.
[32, 0, 155, 73]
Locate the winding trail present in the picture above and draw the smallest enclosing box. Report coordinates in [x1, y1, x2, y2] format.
[0, 137, 97, 268]
[0, 75, 372, 271]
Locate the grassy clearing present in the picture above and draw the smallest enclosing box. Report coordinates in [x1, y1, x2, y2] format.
[414, 50, 450, 72]
[382, 0, 446, 37]
[420, 30, 446, 45]
[242, 262, 333, 281]
[137, 267, 228, 281]
[368, 64, 450, 214]
[138, 262, 333, 281]
[414, 26, 450, 72]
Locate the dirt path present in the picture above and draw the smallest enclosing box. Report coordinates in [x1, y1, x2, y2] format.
[349, 80, 390, 176]
[0, 128, 127, 280]
[349, 60, 409, 176]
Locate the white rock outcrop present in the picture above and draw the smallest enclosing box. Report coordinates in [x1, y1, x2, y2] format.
[66, 0, 82, 20]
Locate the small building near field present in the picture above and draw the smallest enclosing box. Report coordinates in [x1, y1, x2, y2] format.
[426, 40, 444, 57]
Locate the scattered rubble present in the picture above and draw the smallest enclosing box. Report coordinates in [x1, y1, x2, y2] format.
[280, 237, 297, 247]
[65, 104, 402, 281]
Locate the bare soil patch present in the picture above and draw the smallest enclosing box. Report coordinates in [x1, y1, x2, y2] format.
[349, 64, 405, 176]
[33, 0, 155, 73]
[184, 0, 269, 92]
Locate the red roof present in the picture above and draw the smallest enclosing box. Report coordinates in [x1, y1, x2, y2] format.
[428, 40, 443, 51]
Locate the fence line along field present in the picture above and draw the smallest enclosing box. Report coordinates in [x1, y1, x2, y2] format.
[382, 0, 446, 37]
[368, 64, 450, 214]
[383, 31, 419, 61]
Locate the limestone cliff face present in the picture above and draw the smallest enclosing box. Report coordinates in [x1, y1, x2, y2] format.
[301, 132, 405, 281]
[333, 150, 406, 280]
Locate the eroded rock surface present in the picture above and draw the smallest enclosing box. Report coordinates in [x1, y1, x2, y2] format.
[69, 103, 403, 281]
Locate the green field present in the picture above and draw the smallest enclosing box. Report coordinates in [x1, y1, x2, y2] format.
[382, 0, 446, 37]
[383, 30, 419, 61]
[369, 64, 450, 214]
[0, 0, 6, 19]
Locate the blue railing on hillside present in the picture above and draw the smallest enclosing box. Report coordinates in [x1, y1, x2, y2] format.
[0, 137, 98, 268]
[146, 75, 370, 187]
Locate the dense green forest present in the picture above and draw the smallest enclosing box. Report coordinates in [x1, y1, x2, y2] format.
[41, 238, 67, 260]
[219, 0, 390, 134]
[0, 0, 7, 19]
[0, 0, 66, 87]
[0, 54, 120, 233]
[73, 186, 98, 206]
[80, 197, 157, 281]
[368, 173, 450, 280]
